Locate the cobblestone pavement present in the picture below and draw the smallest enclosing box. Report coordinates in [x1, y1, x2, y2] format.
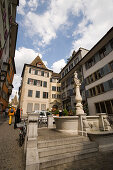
[0, 118, 25, 170]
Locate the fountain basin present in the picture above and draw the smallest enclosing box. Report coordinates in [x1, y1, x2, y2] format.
[88, 131, 113, 151]
[54, 116, 79, 134]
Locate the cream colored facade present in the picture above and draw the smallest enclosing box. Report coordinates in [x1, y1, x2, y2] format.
[82, 27, 113, 115]
[19, 63, 61, 116]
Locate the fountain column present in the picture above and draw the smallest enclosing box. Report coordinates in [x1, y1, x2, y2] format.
[74, 71, 90, 135]
[74, 71, 85, 115]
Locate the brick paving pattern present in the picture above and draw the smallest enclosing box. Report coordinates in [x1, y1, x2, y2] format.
[0, 118, 25, 170]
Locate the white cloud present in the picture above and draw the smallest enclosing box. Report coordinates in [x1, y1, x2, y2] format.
[18, 0, 113, 49]
[17, 0, 26, 15]
[72, 0, 113, 51]
[10, 47, 43, 100]
[28, 0, 38, 11]
[24, 0, 83, 46]
[51, 59, 66, 73]
[15, 47, 40, 74]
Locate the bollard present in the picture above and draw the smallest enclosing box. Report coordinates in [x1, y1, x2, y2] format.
[48, 115, 54, 128]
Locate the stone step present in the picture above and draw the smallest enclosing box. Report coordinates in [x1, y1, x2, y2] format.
[38, 141, 98, 158]
[38, 136, 89, 148]
[39, 147, 98, 169]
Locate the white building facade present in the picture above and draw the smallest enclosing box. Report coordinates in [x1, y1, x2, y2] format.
[19, 56, 61, 116]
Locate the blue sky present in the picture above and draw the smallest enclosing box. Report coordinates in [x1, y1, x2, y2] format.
[11, 0, 113, 99]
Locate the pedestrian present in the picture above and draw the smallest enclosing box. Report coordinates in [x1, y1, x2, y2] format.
[20, 107, 23, 119]
[5, 107, 9, 118]
[3, 109, 5, 118]
[14, 107, 21, 129]
[8, 106, 15, 125]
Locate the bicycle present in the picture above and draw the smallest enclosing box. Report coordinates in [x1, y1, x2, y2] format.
[17, 119, 27, 147]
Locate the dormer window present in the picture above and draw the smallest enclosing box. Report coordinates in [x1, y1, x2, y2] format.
[37, 62, 42, 67]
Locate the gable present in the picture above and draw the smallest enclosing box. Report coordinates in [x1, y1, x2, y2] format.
[30, 56, 47, 69]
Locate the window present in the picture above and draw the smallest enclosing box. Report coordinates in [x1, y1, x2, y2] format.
[95, 103, 101, 113]
[44, 72, 48, 77]
[74, 57, 79, 65]
[38, 71, 41, 76]
[89, 89, 93, 97]
[52, 86, 56, 91]
[96, 85, 101, 94]
[65, 68, 68, 74]
[99, 47, 106, 59]
[41, 71, 44, 76]
[43, 81, 47, 87]
[95, 99, 113, 114]
[27, 103, 33, 113]
[37, 62, 42, 67]
[108, 79, 113, 90]
[96, 70, 102, 79]
[94, 72, 98, 81]
[34, 103, 39, 110]
[28, 90, 33, 97]
[62, 72, 65, 78]
[89, 75, 94, 83]
[100, 84, 105, 93]
[110, 39, 113, 49]
[35, 91, 40, 98]
[103, 81, 110, 92]
[105, 101, 112, 114]
[28, 78, 33, 85]
[31, 69, 35, 74]
[103, 64, 111, 75]
[37, 80, 42, 86]
[57, 94, 61, 99]
[92, 87, 96, 96]
[69, 63, 73, 70]
[100, 102, 106, 113]
[57, 87, 61, 92]
[94, 53, 100, 63]
[41, 104, 46, 111]
[29, 68, 31, 73]
[43, 92, 48, 98]
[52, 94, 56, 98]
[35, 70, 38, 75]
[34, 80, 37, 86]
[109, 61, 113, 71]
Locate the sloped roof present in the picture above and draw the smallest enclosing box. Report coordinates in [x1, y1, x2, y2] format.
[30, 56, 47, 69]
[52, 72, 60, 78]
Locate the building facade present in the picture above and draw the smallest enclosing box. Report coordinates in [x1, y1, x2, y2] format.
[19, 56, 61, 116]
[0, 0, 18, 114]
[82, 27, 113, 115]
[60, 27, 113, 116]
[60, 48, 89, 111]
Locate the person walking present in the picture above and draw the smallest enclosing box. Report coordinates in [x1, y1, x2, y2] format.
[14, 107, 21, 129]
[5, 107, 9, 118]
[8, 107, 15, 125]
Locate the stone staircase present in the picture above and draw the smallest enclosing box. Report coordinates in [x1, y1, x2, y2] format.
[38, 136, 98, 170]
